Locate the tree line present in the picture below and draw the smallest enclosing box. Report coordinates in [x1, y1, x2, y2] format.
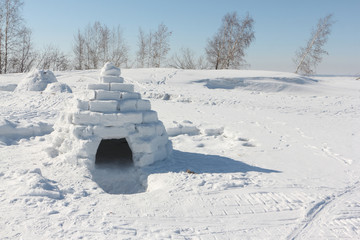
[0, 0, 334, 75]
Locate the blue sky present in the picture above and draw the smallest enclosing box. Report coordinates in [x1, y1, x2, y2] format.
[23, 0, 359, 74]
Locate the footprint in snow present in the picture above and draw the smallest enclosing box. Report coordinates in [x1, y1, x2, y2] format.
[237, 137, 256, 147]
[238, 137, 249, 142]
[242, 142, 256, 147]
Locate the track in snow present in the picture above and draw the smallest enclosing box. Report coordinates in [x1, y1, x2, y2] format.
[287, 181, 360, 239]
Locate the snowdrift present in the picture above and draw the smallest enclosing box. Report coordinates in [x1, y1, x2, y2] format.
[15, 69, 72, 93]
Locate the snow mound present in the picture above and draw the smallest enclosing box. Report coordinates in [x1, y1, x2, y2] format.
[0, 118, 53, 145]
[0, 84, 17, 92]
[18, 168, 62, 199]
[167, 120, 200, 137]
[44, 82, 72, 93]
[15, 69, 58, 92]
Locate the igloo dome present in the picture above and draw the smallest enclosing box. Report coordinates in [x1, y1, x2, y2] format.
[48, 62, 172, 168]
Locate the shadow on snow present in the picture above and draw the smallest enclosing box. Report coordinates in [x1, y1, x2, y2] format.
[91, 150, 280, 195]
[145, 150, 280, 174]
[193, 76, 318, 91]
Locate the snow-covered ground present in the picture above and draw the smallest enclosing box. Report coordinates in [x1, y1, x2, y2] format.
[0, 68, 359, 239]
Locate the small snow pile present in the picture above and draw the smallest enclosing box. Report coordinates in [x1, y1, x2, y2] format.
[47, 62, 172, 169]
[16, 168, 62, 199]
[0, 118, 53, 144]
[15, 69, 58, 92]
[167, 120, 200, 137]
[44, 82, 72, 93]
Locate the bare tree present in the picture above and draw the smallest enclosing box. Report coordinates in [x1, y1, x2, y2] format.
[135, 23, 171, 68]
[108, 26, 129, 67]
[36, 45, 69, 71]
[0, 0, 25, 74]
[0, 2, 3, 74]
[169, 48, 209, 69]
[73, 30, 85, 70]
[8, 27, 35, 72]
[294, 14, 334, 75]
[136, 28, 147, 68]
[197, 55, 209, 69]
[152, 23, 171, 67]
[73, 22, 129, 70]
[169, 48, 196, 69]
[206, 12, 255, 70]
[146, 31, 154, 67]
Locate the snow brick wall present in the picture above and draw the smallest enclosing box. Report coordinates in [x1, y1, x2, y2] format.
[48, 62, 172, 168]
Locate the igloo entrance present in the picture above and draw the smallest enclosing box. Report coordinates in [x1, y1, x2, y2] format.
[95, 138, 133, 166]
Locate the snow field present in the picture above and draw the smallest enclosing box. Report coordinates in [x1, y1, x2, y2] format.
[0, 68, 359, 239]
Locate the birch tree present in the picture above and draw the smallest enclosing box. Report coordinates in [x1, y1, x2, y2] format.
[0, 0, 25, 74]
[294, 14, 334, 75]
[136, 28, 147, 68]
[8, 27, 35, 72]
[135, 23, 171, 68]
[152, 23, 171, 67]
[36, 45, 69, 71]
[169, 48, 208, 69]
[206, 12, 255, 70]
[73, 22, 129, 69]
[108, 26, 128, 67]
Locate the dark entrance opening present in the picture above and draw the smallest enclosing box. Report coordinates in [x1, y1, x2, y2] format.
[95, 138, 133, 166]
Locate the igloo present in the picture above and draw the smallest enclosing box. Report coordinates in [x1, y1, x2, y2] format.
[49, 62, 172, 168]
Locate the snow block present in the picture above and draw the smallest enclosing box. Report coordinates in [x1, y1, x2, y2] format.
[77, 138, 101, 159]
[118, 99, 137, 112]
[76, 99, 89, 111]
[130, 136, 166, 153]
[89, 100, 118, 113]
[59, 112, 74, 124]
[136, 99, 151, 111]
[117, 112, 143, 125]
[95, 90, 120, 100]
[72, 111, 101, 125]
[121, 92, 141, 99]
[135, 123, 157, 138]
[130, 141, 154, 154]
[98, 112, 142, 126]
[166, 127, 181, 137]
[136, 148, 167, 167]
[100, 76, 124, 83]
[154, 146, 168, 161]
[136, 153, 156, 167]
[78, 90, 96, 101]
[70, 125, 94, 139]
[154, 135, 170, 146]
[155, 121, 166, 136]
[98, 113, 118, 126]
[100, 62, 121, 76]
[142, 111, 158, 123]
[110, 83, 134, 92]
[93, 125, 135, 139]
[87, 83, 110, 91]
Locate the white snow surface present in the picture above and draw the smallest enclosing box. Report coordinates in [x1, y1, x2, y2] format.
[0, 68, 359, 239]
